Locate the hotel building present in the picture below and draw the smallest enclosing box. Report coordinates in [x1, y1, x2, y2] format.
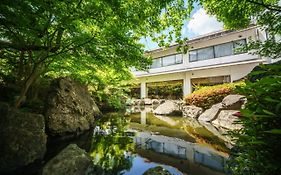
[132, 26, 271, 99]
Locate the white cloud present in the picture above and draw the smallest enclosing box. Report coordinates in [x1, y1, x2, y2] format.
[187, 8, 223, 36]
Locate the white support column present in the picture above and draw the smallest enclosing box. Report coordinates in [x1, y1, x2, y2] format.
[140, 110, 146, 125]
[140, 81, 147, 98]
[183, 74, 191, 97]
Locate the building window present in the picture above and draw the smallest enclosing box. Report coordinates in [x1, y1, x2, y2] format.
[189, 50, 197, 62]
[233, 39, 246, 54]
[151, 58, 162, 68]
[189, 39, 247, 62]
[197, 47, 214, 61]
[175, 54, 183, 63]
[163, 55, 176, 66]
[214, 42, 233, 57]
[150, 54, 183, 69]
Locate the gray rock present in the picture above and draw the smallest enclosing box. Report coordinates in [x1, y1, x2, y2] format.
[42, 144, 92, 175]
[0, 102, 47, 173]
[198, 103, 223, 122]
[199, 120, 232, 144]
[222, 94, 246, 110]
[143, 166, 172, 175]
[140, 98, 153, 105]
[139, 99, 145, 106]
[153, 100, 182, 116]
[152, 99, 160, 106]
[182, 105, 203, 118]
[212, 110, 243, 130]
[45, 77, 100, 136]
[132, 99, 141, 106]
[183, 117, 202, 128]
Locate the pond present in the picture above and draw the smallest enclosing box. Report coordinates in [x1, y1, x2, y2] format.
[88, 108, 231, 175]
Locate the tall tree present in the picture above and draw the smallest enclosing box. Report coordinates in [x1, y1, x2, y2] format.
[0, 0, 192, 107]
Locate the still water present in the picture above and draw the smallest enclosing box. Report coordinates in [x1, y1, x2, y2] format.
[89, 109, 231, 175]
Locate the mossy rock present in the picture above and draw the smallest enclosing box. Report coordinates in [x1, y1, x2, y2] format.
[143, 166, 172, 175]
[0, 102, 47, 174]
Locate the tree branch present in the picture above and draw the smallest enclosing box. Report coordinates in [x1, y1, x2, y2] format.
[0, 40, 59, 52]
[247, 0, 281, 12]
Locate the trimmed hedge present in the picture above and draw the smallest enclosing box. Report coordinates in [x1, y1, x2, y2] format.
[184, 81, 245, 109]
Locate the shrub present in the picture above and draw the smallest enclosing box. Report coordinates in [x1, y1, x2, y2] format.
[228, 64, 281, 175]
[184, 81, 245, 109]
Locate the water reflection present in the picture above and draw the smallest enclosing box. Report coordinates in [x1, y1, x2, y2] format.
[89, 114, 229, 175]
[89, 116, 135, 175]
[134, 132, 227, 172]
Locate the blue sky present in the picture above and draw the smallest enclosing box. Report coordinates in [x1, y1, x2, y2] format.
[140, 5, 224, 51]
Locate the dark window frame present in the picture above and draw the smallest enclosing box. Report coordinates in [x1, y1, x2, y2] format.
[150, 53, 183, 69]
[189, 39, 247, 62]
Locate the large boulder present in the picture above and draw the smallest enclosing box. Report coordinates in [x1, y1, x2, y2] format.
[212, 110, 243, 130]
[0, 102, 47, 173]
[42, 144, 92, 175]
[45, 77, 100, 136]
[153, 100, 182, 116]
[182, 105, 203, 118]
[198, 103, 223, 122]
[222, 94, 246, 110]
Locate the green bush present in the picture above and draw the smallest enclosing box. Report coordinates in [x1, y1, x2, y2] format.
[228, 64, 281, 175]
[184, 81, 245, 109]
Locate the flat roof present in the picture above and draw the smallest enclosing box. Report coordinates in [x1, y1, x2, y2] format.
[145, 25, 257, 55]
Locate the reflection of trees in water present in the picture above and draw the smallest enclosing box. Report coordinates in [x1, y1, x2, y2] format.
[88, 115, 135, 175]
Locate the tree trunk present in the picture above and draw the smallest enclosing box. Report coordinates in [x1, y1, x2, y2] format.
[14, 67, 40, 108]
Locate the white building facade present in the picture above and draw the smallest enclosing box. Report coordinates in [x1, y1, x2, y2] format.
[133, 26, 269, 98]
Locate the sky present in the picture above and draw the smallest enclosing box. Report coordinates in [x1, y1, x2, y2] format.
[140, 5, 224, 51]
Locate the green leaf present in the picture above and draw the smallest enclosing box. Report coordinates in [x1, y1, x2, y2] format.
[262, 109, 276, 116]
[265, 129, 281, 135]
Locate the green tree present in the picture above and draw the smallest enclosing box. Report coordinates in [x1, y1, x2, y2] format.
[0, 0, 192, 108]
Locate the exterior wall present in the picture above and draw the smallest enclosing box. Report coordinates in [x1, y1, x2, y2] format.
[133, 26, 266, 98]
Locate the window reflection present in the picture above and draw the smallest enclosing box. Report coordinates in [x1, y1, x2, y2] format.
[189, 39, 247, 62]
[150, 54, 183, 69]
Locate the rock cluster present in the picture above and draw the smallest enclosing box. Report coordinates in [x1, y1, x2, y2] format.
[0, 77, 100, 174]
[197, 94, 245, 130]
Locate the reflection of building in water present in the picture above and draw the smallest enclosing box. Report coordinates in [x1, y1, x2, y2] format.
[134, 132, 227, 172]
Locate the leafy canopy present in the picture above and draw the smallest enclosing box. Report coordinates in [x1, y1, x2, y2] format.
[0, 0, 193, 107]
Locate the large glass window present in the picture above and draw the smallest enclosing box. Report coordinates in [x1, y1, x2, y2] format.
[175, 54, 183, 63]
[189, 50, 197, 62]
[150, 54, 183, 69]
[150, 58, 162, 68]
[189, 39, 247, 62]
[197, 47, 214, 61]
[233, 39, 246, 54]
[214, 42, 233, 57]
[162, 55, 176, 66]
